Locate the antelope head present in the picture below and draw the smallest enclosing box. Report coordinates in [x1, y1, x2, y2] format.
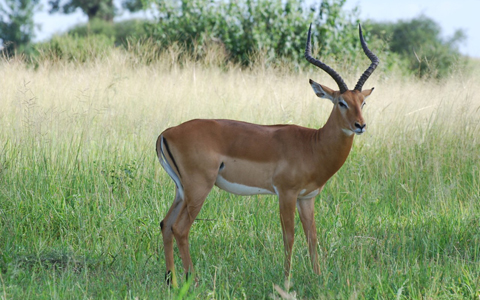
[305, 24, 379, 136]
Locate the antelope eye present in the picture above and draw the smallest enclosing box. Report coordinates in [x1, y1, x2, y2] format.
[338, 101, 347, 108]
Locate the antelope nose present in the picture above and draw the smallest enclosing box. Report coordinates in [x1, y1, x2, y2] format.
[355, 122, 366, 130]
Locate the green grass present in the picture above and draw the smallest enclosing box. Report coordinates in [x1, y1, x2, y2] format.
[0, 55, 479, 299]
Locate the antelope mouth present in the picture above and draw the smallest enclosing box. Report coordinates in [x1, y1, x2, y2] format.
[354, 128, 366, 135]
[343, 127, 366, 136]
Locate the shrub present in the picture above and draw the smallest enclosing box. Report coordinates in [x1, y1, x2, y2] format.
[68, 18, 151, 47]
[33, 33, 114, 63]
[146, 0, 363, 67]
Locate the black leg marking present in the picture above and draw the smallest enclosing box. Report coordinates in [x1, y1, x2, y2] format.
[160, 220, 164, 230]
[162, 137, 182, 178]
[165, 270, 172, 286]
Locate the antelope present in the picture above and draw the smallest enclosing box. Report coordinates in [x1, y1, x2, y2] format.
[157, 24, 379, 287]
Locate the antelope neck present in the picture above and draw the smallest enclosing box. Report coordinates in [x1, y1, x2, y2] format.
[312, 113, 355, 183]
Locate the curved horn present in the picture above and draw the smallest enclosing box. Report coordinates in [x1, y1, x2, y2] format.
[305, 23, 349, 94]
[354, 24, 379, 91]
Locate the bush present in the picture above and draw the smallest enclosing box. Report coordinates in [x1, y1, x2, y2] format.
[68, 18, 151, 47]
[146, 0, 364, 67]
[22, 1, 467, 78]
[33, 34, 114, 63]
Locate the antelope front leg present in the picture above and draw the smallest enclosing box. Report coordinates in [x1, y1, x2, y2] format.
[297, 197, 320, 275]
[278, 192, 297, 281]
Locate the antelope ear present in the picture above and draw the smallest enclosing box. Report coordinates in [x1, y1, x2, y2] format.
[361, 87, 374, 99]
[309, 79, 336, 103]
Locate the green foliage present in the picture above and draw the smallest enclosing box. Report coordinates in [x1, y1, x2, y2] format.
[122, 0, 146, 12]
[0, 0, 39, 56]
[48, 0, 149, 21]
[147, 0, 362, 66]
[369, 15, 466, 78]
[49, 0, 116, 21]
[68, 18, 150, 46]
[3, 0, 468, 78]
[33, 33, 114, 63]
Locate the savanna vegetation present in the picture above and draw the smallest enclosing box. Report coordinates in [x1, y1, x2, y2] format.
[1, 0, 479, 299]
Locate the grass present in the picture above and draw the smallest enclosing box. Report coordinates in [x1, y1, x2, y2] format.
[0, 51, 479, 299]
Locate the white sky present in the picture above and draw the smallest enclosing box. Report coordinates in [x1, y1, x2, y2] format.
[33, 0, 480, 58]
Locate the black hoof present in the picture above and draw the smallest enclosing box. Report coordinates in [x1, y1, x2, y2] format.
[165, 270, 172, 286]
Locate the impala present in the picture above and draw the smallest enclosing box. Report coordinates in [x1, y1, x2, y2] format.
[157, 24, 379, 286]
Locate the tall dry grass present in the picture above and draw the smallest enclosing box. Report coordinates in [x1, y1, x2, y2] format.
[3, 50, 478, 141]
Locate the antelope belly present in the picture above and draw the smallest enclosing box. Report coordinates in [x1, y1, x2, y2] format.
[298, 188, 320, 200]
[215, 174, 274, 196]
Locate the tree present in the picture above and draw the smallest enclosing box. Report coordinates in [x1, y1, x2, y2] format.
[369, 15, 466, 78]
[48, 0, 116, 21]
[0, 0, 39, 55]
[48, 0, 148, 22]
[121, 0, 145, 13]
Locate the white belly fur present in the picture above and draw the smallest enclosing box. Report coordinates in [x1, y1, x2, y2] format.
[298, 188, 320, 200]
[215, 174, 275, 196]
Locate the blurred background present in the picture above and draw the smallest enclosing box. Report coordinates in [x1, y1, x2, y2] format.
[1, 0, 478, 78]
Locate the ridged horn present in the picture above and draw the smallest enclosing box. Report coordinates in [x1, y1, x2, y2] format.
[305, 23, 349, 94]
[354, 24, 379, 91]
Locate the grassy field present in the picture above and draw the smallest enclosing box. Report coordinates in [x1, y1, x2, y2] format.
[1, 52, 479, 299]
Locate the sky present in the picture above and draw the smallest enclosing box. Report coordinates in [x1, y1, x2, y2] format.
[33, 0, 480, 58]
[343, 0, 479, 58]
